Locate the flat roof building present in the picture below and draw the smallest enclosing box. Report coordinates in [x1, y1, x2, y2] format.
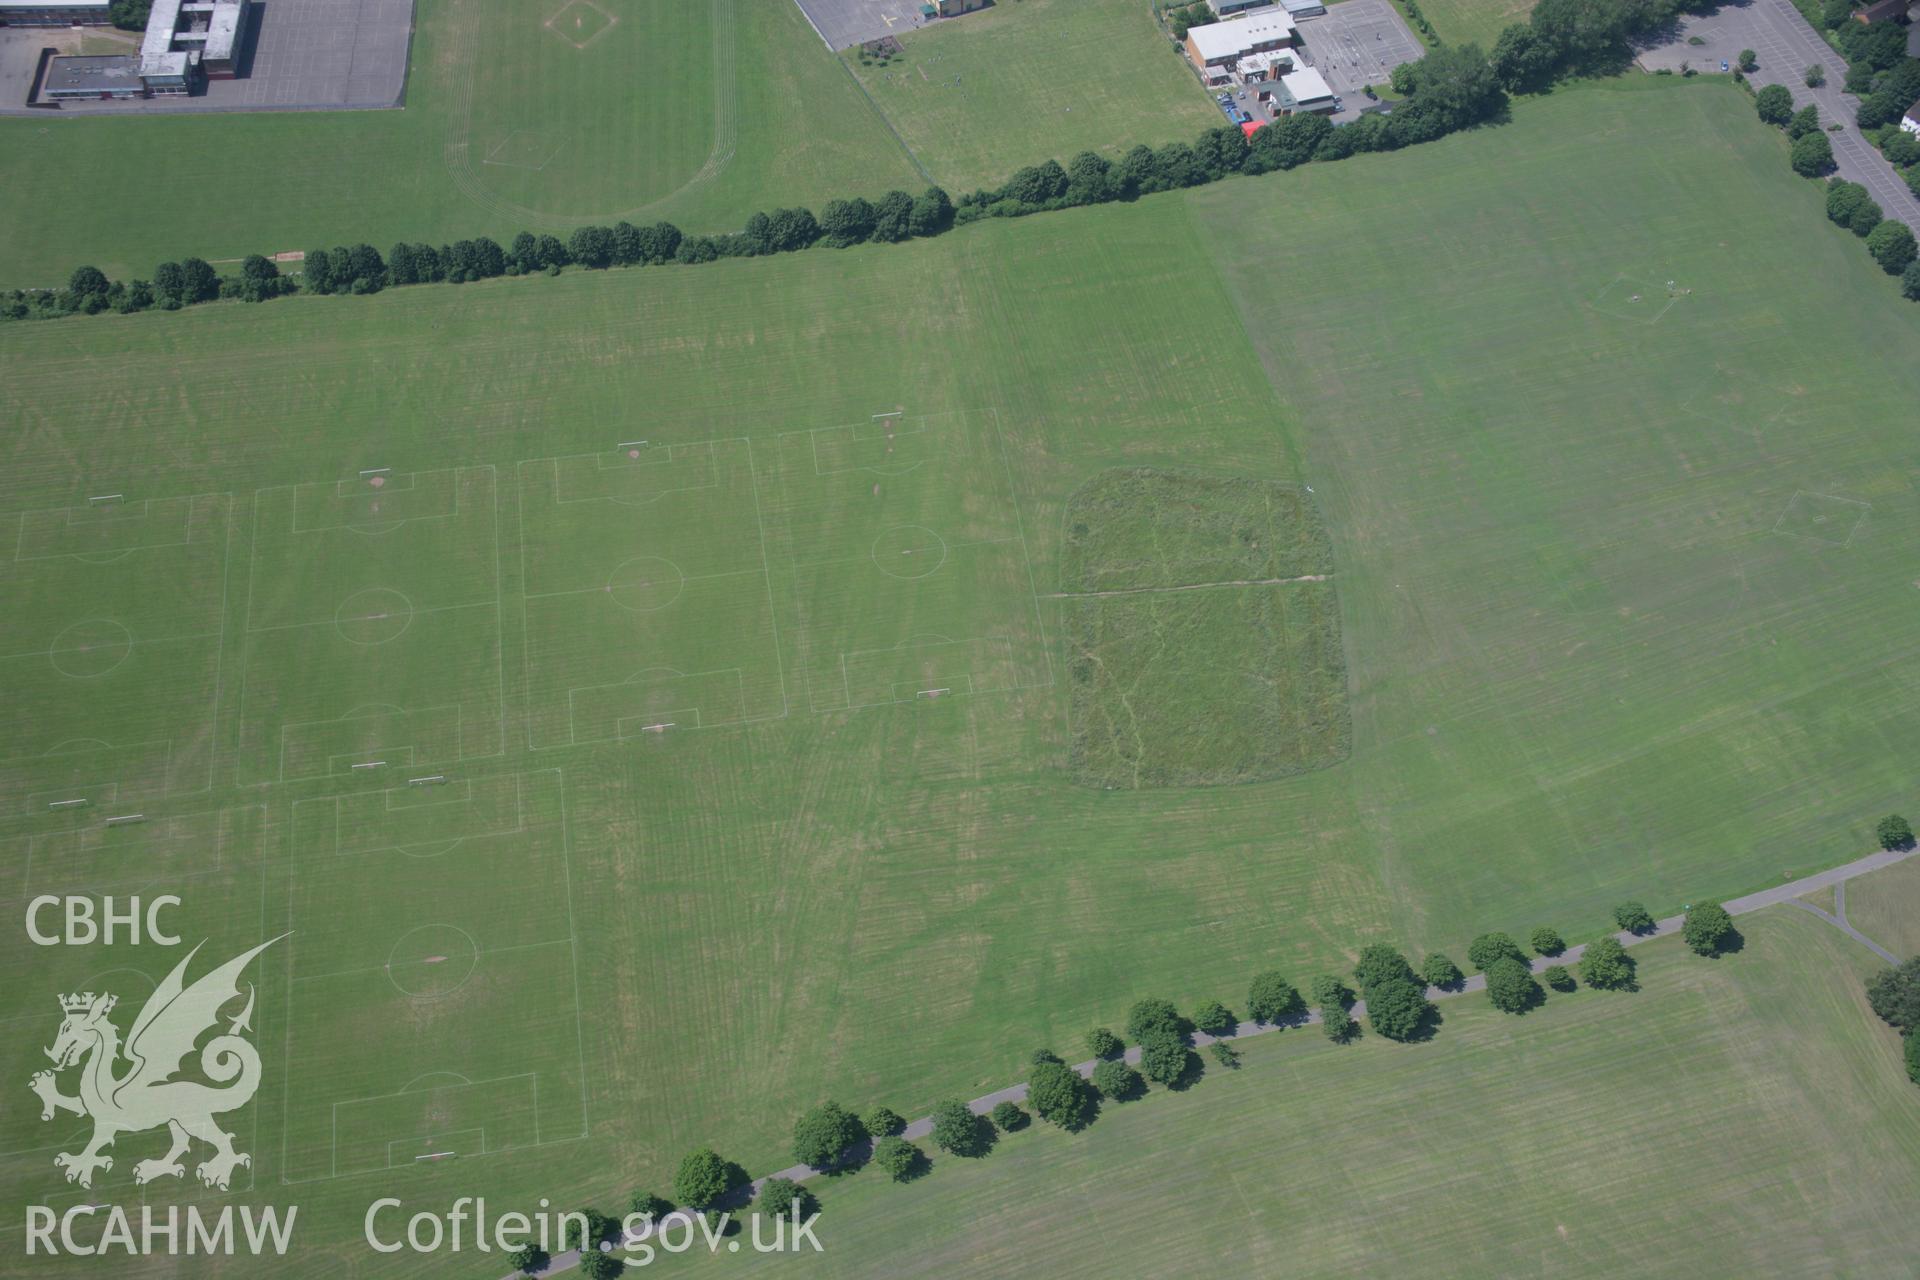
[1207, 0, 1274, 14]
[1280, 63, 1336, 112]
[1186, 10, 1296, 67]
[0, 0, 111, 25]
[135, 0, 247, 89]
[42, 52, 146, 97]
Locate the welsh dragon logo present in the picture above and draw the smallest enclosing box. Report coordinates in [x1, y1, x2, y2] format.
[29, 936, 282, 1191]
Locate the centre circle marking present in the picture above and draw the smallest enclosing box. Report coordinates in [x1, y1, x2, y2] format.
[872, 525, 947, 579]
[335, 588, 415, 645]
[50, 619, 133, 678]
[606, 557, 685, 612]
[386, 925, 478, 998]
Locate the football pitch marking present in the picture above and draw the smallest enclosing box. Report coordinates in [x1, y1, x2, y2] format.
[241, 467, 505, 785]
[871, 525, 947, 580]
[776, 409, 1054, 715]
[543, 0, 619, 51]
[3, 490, 233, 801]
[1589, 275, 1684, 324]
[482, 131, 565, 172]
[517, 439, 788, 746]
[280, 770, 588, 1184]
[1773, 490, 1870, 547]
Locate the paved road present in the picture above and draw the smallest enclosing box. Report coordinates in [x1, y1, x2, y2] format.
[1785, 878, 1899, 963]
[1637, 0, 1920, 222]
[512, 841, 1916, 1277]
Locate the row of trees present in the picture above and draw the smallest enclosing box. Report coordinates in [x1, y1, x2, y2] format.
[529, 869, 1814, 1277]
[6, 0, 1844, 328]
[1864, 955, 1920, 1086]
[10, 0, 1902, 329]
[1755, 85, 1919, 298]
[0, 254, 291, 322]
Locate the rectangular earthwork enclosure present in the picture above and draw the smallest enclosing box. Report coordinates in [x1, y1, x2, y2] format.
[0, 493, 231, 807]
[763, 411, 1051, 713]
[517, 440, 785, 746]
[279, 770, 585, 1182]
[238, 468, 504, 785]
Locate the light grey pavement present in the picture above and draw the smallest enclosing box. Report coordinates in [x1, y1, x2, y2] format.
[1, 0, 414, 116]
[1294, 0, 1425, 123]
[790, 0, 939, 51]
[1785, 878, 1899, 963]
[516, 840, 1916, 1278]
[1635, 0, 1920, 222]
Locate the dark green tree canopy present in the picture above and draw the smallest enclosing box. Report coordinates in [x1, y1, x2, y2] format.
[1580, 935, 1637, 990]
[1365, 977, 1432, 1041]
[1755, 83, 1794, 126]
[1529, 926, 1565, 956]
[1790, 131, 1835, 178]
[1865, 956, 1920, 1033]
[791, 1101, 865, 1170]
[1485, 956, 1542, 1013]
[930, 1099, 988, 1156]
[1085, 1026, 1123, 1058]
[872, 1136, 921, 1182]
[1612, 901, 1656, 934]
[1092, 1058, 1143, 1101]
[1137, 1029, 1195, 1086]
[1354, 944, 1418, 996]
[578, 1247, 623, 1280]
[1126, 998, 1186, 1042]
[1867, 220, 1917, 275]
[1421, 953, 1464, 989]
[861, 1105, 905, 1138]
[757, 1178, 815, 1221]
[1682, 902, 1735, 957]
[1468, 932, 1528, 972]
[1191, 999, 1237, 1036]
[1247, 972, 1306, 1024]
[673, 1147, 735, 1210]
[1028, 1060, 1096, 1129]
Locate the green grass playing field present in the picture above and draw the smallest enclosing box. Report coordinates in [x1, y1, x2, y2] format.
[657, 907, 1920, 1276]
[1403, 0, 1535, 48]
[3, 74, 1920, 1276]
[0, 0, 924, 286]
[842, 0, 1219, 193]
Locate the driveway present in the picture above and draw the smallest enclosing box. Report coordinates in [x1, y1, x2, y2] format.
[1635, 0, 1920, 221]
